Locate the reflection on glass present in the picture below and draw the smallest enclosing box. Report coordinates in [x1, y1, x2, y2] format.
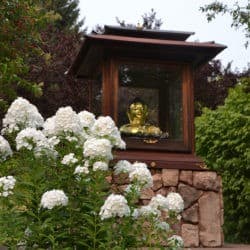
[118, 63, 183, 141]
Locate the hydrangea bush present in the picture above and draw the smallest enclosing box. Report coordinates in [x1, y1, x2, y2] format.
[0, 97, 184, 249]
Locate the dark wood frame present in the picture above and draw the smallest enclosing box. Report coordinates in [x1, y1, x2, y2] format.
[102, 57, 195, 154]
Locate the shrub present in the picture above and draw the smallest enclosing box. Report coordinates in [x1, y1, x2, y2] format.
[196, 78, 250, 243]
[0, 97, 184, 249]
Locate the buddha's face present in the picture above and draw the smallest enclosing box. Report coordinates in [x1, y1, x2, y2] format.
[130, 102, 144, 118]
[129, 102, 147, 125]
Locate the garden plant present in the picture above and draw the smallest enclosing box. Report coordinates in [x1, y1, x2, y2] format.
[0, 97, 184, 249]
[196, 78, 250, 243]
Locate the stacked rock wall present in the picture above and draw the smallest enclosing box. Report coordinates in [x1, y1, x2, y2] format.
[113, 168, 224, 248]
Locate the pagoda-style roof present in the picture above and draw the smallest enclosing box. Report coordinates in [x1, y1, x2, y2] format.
[103, 25, 194, 41]
[69, 25, 226, 78]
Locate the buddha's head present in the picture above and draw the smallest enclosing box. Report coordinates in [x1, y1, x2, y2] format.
[127, 98, 148, 126]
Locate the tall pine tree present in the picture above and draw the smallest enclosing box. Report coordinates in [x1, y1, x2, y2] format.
[42, 0, 84, 31]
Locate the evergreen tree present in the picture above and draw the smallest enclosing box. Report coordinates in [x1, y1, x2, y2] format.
[116, 9, 163, 30]
[42, 0, 84, 31]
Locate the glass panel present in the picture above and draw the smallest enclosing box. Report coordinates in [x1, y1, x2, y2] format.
[90, 74, 102, 117]
[118, 63, 183, 142]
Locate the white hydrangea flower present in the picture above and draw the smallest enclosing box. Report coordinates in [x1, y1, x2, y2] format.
[43, 108, 88, 143]
[83, 138, 113, 160]
[91, 116, 126, 149]
[167, 235, 184, 248]
[0, 176, 16, 197]
[0, 135, 12, 162]
[65, 135, 78, 142]
[165, 192, 184, 213]
[114, 160, 133, 175]
[93, 161, 108, 171]
[125, 184, 141, 195]
[40, 189, 68, 209]
[16, 128, 57, 157]
[134, 205, 160, 218]
[149, 194, 169, 211]
[47, 136, 60, 147]
[43, 116, 56, 137]
[99, 194, 130, 220]
[78, 110, 96, 129]
[129, 162, 153, 189]
[54, 107, 82, 136]
[109, 127, 126, 149]
[74, 165, 89, 175]
[2, 97, 44, 134]
[92, 116, 116, 137]
[156, 221, 170, 231]
[61, 153, 78, 165]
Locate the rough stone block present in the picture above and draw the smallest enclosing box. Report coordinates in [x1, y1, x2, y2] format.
[193, 171, 219, 191]
[181, 224, 199, 247]
[182, 203, 198, 223]
[152, 173, 162, 191]
[140, 188, 155, 199]
[112, 173, 130, 185]
[156, 187, 168, 196]
[162, 169, 179, 186]
[180, 170, 193, 185]
[178, 183, 202, 208]
[199, 191, 222, 247]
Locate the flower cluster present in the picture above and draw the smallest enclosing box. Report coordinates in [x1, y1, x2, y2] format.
[15, 128, 57, 157]
[114, 161, 152, 190]
[129, 162, 153, 189]
[83, 138, 113, 160]
[149, 194, 169, 211]
[61, 153, 78, 165]
[92, 116, 116, 137]
[0, 135, 12, 162]
[49, 107, 83, 137]
[91, 116, 125, 149]
[132, 205, 160, 218]
[114, 160, 133, 175]
[93, 161, 108, 171]
[74, 165, 89, 175]
[99, 194, 130, 220]
[0, 176, 16, 197]
[40, 189, 68, 209]
[156, 221, 170, 231]
[2, 97, 44, 134]
[165, 192, 184, 213]
[168, 235, 184, 249]
[78, 110, 96, 129]
[133, 193, 184, 220]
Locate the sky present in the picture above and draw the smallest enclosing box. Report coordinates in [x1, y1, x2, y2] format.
[78, 0, 249, 72]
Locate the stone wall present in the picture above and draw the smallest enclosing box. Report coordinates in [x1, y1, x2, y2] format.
[113, 168, 224, 248]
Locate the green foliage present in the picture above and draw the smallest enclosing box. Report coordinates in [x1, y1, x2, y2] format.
[116, 9, 163, 30]
[41, 0, 84, 32]
[0, 0, 57, 118]
[196, 78, 250, 243]
[200, 1, 250, 47]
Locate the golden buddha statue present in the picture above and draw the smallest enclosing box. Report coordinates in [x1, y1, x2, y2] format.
[120, 99, 163, 137]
